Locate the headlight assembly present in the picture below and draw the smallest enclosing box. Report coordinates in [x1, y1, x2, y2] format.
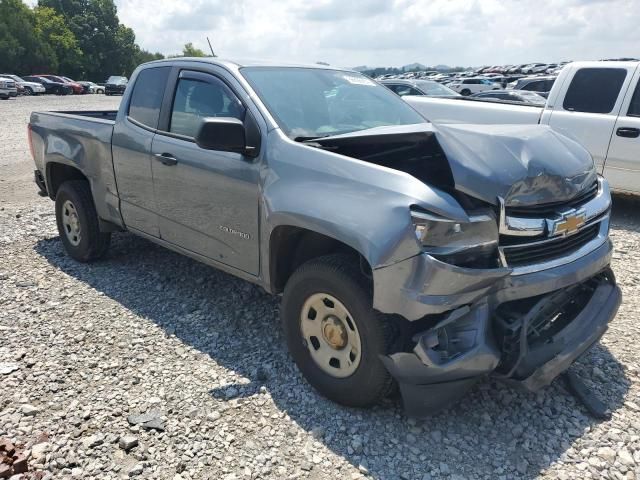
[410, 206, 500, 268]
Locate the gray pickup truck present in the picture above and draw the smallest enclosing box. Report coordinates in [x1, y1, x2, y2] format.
[28, 58, 622, 417]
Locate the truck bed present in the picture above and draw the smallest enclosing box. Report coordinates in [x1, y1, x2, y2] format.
[29, 110, 119, 225]
[404, 95, 544, 125]
[54, 110, 118, 121]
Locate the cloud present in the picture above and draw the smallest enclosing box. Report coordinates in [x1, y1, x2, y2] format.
[301, 0, 394, 21]
[44, 0, 640, 67]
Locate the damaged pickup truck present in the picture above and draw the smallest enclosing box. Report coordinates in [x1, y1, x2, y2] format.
[28, 59, 621, 416]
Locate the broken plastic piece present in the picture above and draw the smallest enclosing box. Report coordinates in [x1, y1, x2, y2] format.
[562, 368, 611, 420]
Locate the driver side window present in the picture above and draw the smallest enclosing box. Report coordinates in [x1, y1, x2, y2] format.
[170, 75, 245, 138]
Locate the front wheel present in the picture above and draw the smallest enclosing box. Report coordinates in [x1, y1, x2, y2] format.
[24, 87, 33, 96]
[281, 254, 395, 407]
[55, 180, 111, 262]
[460, 88, 471, 96]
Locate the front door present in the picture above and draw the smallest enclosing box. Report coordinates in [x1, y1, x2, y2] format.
[150, 69, 261, 275]
[604, 69, 640, 194]
[545, 66, 632, 173]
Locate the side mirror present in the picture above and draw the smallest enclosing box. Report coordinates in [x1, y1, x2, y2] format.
[195, 117, 247, 154]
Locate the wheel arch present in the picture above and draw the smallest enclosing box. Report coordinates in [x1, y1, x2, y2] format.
[268, 225, 372, 294]
[46, 162, 88, 200]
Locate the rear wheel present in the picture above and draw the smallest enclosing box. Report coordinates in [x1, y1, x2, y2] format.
[281, 254, 395, 407]
[55, 180, 111, 262]
[461, 88, 471, 96]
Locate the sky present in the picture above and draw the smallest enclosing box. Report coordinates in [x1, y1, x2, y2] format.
[27, 0, 640, 69]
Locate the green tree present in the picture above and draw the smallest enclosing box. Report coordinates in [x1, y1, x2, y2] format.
[38, 0, 148, 79]
[182, 42, 207, 57]
[0, 0, 52, 74]
[133, 48, 165, 65]
[34, 6, 82, 75]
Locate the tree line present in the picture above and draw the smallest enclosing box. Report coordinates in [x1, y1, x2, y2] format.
[0, 0, 210, 81]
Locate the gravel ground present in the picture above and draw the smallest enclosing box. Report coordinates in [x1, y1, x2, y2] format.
[1, 95, 640, 480]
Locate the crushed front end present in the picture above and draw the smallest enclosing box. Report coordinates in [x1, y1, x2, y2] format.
[374, 177, 622, 417]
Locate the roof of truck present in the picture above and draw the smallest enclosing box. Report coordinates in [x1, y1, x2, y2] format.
[142, 57, 352, 71]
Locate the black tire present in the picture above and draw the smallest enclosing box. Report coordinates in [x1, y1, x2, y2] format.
[55, 180, 111, 262]
[24, 87, 33, 96]
[461, 88, 471, 96]
[281, 254, 396, 408]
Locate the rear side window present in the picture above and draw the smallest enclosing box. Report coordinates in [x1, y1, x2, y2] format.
[627, 81, 640, 117]
[563, 68, 627, 114]
[394, 86, 422, 96]
[522, 81, 543, 92]
[128, 67, 171, 128]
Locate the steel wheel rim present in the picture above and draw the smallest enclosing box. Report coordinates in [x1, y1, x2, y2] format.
[300, 293, 362, 378]
[61, 200, 82, 246]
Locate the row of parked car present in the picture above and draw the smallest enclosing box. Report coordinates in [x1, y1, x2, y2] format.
[379, 76, 551, 107]
[0, 74, 129, 99]
[376, 64, 563, 106]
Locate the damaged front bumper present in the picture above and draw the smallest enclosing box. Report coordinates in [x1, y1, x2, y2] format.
[374, 239, 621, 417]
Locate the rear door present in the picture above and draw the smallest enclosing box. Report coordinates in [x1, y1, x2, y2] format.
[112, 66, 171, 236]
[150, 68, 261, 275]
[603, 67, 640, 193]
[546, 66, 633, 172]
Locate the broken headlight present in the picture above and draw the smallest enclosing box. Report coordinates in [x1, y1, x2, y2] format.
[411, 206, 500, 268]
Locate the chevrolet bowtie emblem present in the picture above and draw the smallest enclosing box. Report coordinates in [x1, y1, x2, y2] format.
[552, 210, 587, 236]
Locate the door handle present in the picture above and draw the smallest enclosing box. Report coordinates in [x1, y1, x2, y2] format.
[616, 127, 640, 138]
[154, 153, 178, 166]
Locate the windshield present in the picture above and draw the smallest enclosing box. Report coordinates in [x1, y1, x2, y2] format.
[415, 81, 458, 96]
[107, 76, 127, 84]
[241, 67, 426, 139]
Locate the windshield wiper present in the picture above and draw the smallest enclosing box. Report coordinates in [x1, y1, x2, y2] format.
[293, 135, 332, 142]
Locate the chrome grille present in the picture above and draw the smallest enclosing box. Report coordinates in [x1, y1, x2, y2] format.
[498, 177, 610, 271]
[506, 181, 599, 218]
[502, 224, 599, 267]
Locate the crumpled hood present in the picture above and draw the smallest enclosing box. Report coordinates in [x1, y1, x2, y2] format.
[433, 123, 596, 206]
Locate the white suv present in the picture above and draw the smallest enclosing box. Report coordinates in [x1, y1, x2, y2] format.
[447, 78, 501, 96]
[0, 74, 46, 95]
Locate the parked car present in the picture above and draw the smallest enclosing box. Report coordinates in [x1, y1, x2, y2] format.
[522, 63, 550, 74]
[507, 76, 557, 98]
[105, 76, 128, 95]
[0, 77, 18, 97]
[470, 89, 547, 105]
[0, 78, 12, 99]
[36, 75, 84, 94]
[22, 76, 72, 95]
[381, 79, 460, 97]
[61, 76, 88, 94]
[78, 81, 104, 94]
[28, 58, 622, 417]
[0, 74, 46, 95]
[404, 61, 640, 194]
[447, 77, 501, 95]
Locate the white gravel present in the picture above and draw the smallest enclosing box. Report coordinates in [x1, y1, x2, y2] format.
[1, 95, 640, 480]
